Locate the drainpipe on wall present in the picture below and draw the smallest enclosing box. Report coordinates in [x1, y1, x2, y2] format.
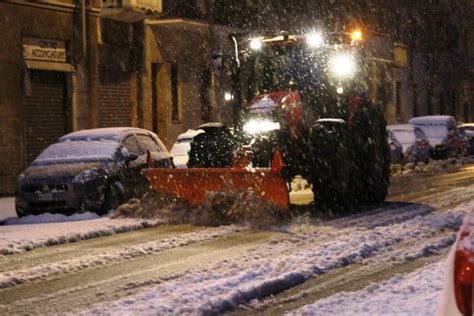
[82, 0, 99, 128]
[206, 0, 218, 122]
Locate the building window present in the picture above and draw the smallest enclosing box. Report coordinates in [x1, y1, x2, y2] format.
[171, 64, 180, 122]
[439, 92, 445, 115]
[200, 67, 211, 122]
[395, 81, 402, 120]
[450, 90, 457, 117]
[427, 88, 433, 115]
[413, 83, 419, 117]
[151, 63, 159, 133]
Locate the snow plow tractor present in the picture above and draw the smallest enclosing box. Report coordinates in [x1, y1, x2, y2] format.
[144, 30, 390, 215]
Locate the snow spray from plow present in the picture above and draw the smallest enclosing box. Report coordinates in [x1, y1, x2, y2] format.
[143, 148, 290, 214]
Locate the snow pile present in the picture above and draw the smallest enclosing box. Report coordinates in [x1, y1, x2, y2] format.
[290, 175, 311, 192]
[2, 212, 99, 225]
[291, 260, 446, 316]
[82, 201, 473, 315]
[112, 190, 284, 229]
[391, 156, 474, 176]
[0, 217, 160, 255]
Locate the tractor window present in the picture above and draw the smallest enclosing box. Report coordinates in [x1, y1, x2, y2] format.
[248, 45, 326, 96]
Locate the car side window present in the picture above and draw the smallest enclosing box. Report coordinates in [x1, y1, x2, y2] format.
[122, 135, 140, 155]
[447, 123, 456, 133]
[136, 135, 162, 154]
[415, 128, 426, 140]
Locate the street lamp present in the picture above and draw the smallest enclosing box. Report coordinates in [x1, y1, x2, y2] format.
[351, 30, 363, 42]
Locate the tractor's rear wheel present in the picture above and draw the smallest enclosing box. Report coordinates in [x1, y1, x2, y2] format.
[350, 103, 390, 206]
[188, 129, 235, 168]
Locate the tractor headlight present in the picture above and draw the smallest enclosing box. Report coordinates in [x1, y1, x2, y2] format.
[329, 53, 356, 79]
[249, 39, 263, 51]
[306, 32, 324, 48]
[243, 119, 281, 134]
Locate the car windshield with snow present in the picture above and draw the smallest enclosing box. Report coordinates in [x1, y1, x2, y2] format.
[32, 141, 119, 165]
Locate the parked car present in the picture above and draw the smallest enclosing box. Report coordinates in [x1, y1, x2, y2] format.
[387, 129, 403, 164]
[437, 209, 473, 315]
[170, 129, 205, 168]
[408, 115, 467, 159]
[458, 123, 474, 155]
[15, 127, 173, 217]
[387, 124, 431, 164]
[187, 122, 236, 168]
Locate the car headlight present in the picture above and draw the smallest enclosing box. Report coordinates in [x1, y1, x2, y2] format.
[329, 52, 356, 79]
[72, 168, 103, 184]
[243, 119, 281, 135]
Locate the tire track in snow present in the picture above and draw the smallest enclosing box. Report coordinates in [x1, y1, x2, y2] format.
[0, 225, 241, 289]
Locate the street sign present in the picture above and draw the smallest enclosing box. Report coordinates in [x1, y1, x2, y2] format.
[22, 37, 66, 63]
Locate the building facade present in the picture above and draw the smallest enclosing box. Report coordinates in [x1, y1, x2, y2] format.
[0, 0, 237, 195]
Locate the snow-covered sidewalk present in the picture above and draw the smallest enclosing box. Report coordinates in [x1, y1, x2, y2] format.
[0, 214, 161, 255]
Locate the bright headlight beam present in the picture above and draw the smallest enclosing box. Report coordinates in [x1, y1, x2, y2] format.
[243, 119, 281, 134]
[224, 92, 233, 101]
[329, 53, 356, 79]
[249, 39, 263, 51]
[306, 32, 324, 48]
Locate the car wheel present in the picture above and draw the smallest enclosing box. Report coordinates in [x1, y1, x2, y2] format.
[15, 206, 28, 218]
[101, 182, 125, 215]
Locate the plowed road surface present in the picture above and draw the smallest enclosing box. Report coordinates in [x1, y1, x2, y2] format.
[1, 165, 474, 315]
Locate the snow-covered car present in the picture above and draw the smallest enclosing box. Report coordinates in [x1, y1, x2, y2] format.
[458, 123, 474, 155]
[408, 115, 466, 159]
[387, 129, 403, 164]
[15, 128, 173, 217]
[387, 124, 431, 163]
[437, 209, 473, 315]
[170, 129, 205, 168]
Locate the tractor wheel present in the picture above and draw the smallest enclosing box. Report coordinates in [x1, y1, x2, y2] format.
[187, 129, 235, 168]
[308, 120, 353, 215]
[350, 103, 390, 206]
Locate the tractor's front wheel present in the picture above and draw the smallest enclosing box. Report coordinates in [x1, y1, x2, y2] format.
[308, 120, 353, 215]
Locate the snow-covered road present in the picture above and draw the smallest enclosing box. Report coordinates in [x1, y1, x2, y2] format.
[0, 165, 473, 315]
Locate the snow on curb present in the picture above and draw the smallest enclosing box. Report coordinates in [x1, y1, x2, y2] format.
[290, 260, 446, 316]
[2, 212, 100, 225]
[83, 201, 473, 315]
[391, 156, 474, 177]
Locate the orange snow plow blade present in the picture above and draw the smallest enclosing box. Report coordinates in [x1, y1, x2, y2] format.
[143, 149, 289, 213]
